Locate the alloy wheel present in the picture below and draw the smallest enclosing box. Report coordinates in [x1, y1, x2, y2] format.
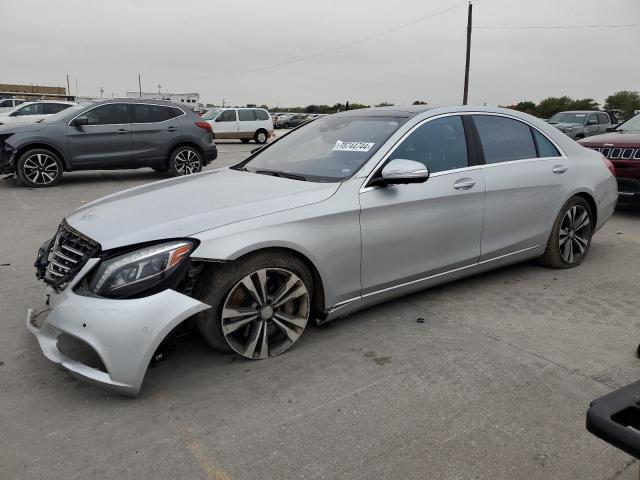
[559, 205, 590, 264]
[22, 153, 59, 185]
[221, 268, 310, 359]
[174, 149, 202, 175]
[257, 132, 267, 143]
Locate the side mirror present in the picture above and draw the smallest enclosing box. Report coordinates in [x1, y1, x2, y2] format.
[10, 111, 21, 117]
[370, 159, 429, 187]
[606, 126, 617, 132]
[72, 116, 88, 126]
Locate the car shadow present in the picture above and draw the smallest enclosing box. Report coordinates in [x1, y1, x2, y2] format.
[615, 202, 640, 218]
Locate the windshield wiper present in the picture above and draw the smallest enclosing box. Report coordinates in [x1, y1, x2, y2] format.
[254, 169, 308, 181]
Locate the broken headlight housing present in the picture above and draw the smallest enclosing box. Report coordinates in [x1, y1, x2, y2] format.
[84, 241, 195, 298]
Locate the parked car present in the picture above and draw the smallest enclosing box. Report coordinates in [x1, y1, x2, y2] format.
[579, 113, 640, 202]
[0, 99, 217, 187]
[548, 110, 614, 140]
[202, 107, 272, 144]
[0, 97, 25, 110]
[276, 113, 309, 128]
[0, 100, 76, 125]
[27, 105, 617, 395]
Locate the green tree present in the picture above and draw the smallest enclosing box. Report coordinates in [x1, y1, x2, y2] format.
[570, 98, 599, 111]
[375, 102, 394, 107]
[412, 100, 427, 105]
[604, 91, 640, 120]
[504, 101, 536, 114]
[535, 96, 575, 119]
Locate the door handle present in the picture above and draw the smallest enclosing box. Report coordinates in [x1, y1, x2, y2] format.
[552, 165, 568, 174]
[453, 178, 476, 190]
[166, 126, 178, 132]
[116, 129, 129, 135]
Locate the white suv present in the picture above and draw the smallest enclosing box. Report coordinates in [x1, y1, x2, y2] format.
[0, 100, 76, 125]
[202, 107, 273, 144]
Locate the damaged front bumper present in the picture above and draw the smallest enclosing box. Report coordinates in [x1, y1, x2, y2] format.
[27, 260, 211, 396]
[0, 138, 16, 175]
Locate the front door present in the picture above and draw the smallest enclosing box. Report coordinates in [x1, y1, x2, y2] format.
[67, 103, 133, 169]
[213, 109, 239, 138]
[360, 115, 485, 293]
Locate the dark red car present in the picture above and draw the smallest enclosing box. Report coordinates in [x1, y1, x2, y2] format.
[579, 114, 640, 201]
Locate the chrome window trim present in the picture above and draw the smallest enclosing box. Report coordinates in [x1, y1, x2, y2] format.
[67, 102, 186, 127]
[358, 111, 567, 193]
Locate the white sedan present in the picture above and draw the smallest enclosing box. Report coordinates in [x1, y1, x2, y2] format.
[0, 100, 76, 125]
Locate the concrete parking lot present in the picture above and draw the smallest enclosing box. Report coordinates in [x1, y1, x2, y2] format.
[1, 138, 639, 480]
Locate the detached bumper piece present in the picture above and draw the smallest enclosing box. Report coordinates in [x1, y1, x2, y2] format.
[587, 380, 640, 459]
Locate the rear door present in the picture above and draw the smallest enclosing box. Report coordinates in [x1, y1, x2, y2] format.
[43, 103, 72, 116]
[66, 103, 133, 168]
[597, 113, 611, 134]
[237, 109, 258, 138]
[585, 113, 600, 137]
[131, 104, 184, 166]
[212, 109, 239, 138]
[472, 114, 568, 261]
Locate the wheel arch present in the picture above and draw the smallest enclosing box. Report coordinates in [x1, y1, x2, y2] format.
[197, 245, 327, 319]
[168, 141, 205, 165]
[15, 142, 69, 170]
[573, 190, 598, 226]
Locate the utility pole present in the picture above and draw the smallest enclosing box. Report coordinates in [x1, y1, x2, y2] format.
[138, 74, 142, 98]
[99, 86, 104, 98]
[75, 79, 79, 97]
[462, 1, 472, 105]
[66, 74, 70, 96]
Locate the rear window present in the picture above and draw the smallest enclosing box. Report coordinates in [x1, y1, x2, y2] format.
[238, 109, 257, 121]
[255, 109, 270, 121]
[473, 115, 537, 163]
[532, 129, 560, 157]
[133, 104, 182, 123]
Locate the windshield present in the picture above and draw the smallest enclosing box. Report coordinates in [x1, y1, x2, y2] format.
[549, 112, 588, 124]
[201, 109, 221, 120]
[42, 102, 93, 123]
[615, 114, 640, 133]
[238, 115, 405, 182]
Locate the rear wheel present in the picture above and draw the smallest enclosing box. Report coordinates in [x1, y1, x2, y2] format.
[194, 252, 312, 358]
[168, 146, 202, 176]
[254, 130, 268, 144]
[540, 196, 593, 268]
[15, 149, 63, 187]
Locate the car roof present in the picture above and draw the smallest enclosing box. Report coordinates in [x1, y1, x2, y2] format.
[557, 110, 600, 114]
[334, 105, 435, 118]
[18, 100, 76, 105]
[95, 98, 189, 108]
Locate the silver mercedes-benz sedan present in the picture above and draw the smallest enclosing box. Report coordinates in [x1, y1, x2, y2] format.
[28, 105, 618, 395]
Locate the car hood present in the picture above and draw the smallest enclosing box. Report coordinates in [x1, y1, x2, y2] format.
[579, 132, 640, 147]
[66, 168, 340, 250]
[0, 122, 47, 134]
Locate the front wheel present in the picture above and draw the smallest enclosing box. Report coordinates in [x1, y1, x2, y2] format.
[540, 196, 593, 268]
[194, 252, 313, 359]
[15, 149, 63, 187]
[168, 146, 202, 176]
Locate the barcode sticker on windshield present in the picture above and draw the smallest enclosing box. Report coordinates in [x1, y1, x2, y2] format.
[333, 141, 375, 152]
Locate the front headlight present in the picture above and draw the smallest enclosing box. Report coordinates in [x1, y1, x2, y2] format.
[86, 240, 194, 298]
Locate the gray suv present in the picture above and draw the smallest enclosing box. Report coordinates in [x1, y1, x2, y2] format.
[0, 98, 217, 187]
[548, 111, 614, 140]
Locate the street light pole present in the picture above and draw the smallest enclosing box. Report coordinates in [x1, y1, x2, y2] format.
[462, 1, 473, 105]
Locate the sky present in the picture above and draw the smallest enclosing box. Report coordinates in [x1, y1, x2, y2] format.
[2, 0, 639, 108]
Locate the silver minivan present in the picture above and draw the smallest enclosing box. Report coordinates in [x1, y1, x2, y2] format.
[203, 107, 273, 144]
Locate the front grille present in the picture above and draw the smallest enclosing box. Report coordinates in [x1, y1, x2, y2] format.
[44, 221, 100, 290]
[588, 146, 640, 160]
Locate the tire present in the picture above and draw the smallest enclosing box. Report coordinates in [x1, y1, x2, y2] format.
[284, 122, 291, 129]
[168, 146, 203, 176]
[254, 130, 268, 144]
[540, 196, 593, 269]
[194, 251, 313, 359]
[15, 148, 63, 188]
[240, 138, 251, 144]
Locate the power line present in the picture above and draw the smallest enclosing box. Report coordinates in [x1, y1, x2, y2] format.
[476, 24, 640, 30]
[241, 1, 469, 74]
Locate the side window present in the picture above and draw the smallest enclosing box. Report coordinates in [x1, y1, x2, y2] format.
[43, 103, 70, 114]
[587, 114, 598, 125]
[255, 109, 270, 121]
[216, 110, 237, 122]
[168, 107, 183, 118]
[85, 104, 130, 125]
[532, 129, 560, 158]
[473, 115, 537, 164]
[597, 113, 609, 124]
[238, 109, 257, 121]
[388, 116, 468, 174]
[17, 103, 44, 115]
